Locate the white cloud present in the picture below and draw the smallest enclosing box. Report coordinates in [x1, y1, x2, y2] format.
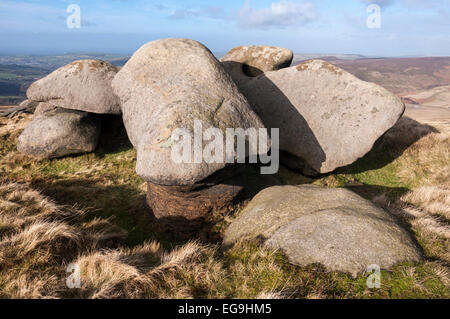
[238, 0, 317, 28]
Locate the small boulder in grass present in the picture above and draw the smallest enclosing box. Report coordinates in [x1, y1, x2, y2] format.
[18, 107, 101, 159]
[224, 185, 423, 277]
[27, 59, 121, 114]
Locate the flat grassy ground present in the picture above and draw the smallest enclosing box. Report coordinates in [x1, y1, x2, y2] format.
[0, 113, 448, 299]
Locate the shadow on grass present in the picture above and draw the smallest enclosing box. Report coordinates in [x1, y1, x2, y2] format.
[345, 184, 410, 201]
[338, 117, 439, 175]
[28, 177, 186, 247]
[28, 174, 249, 247]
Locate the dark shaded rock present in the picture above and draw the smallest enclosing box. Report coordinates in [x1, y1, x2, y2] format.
[146, 165, 245, 220]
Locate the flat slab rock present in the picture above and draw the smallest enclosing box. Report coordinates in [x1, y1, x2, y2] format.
[27, 59, 121, 114]
[223, 185, 422, 276]
[17, 107, 100, 159]
[235, 59, 406, 174]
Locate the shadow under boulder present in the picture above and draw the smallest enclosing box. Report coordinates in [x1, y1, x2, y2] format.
[338, 116, 439, 175]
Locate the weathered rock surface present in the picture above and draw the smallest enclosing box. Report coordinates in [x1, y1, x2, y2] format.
[221, 45, 293, 75]
[18, 107, 101, 158]
[34, 102, 58, 117]
[112, 38, 266, 186]
[237, 59, 406, 174]
[147, 182, 243, 220]
[221, 45, 293, 86]
[224, 185, 422, 276]
[27, 60, 121, 114]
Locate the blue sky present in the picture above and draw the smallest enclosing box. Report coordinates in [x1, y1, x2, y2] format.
[0, 0, 449, 56]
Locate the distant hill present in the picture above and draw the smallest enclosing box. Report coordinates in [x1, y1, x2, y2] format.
[293, 53, 366, 64]
[0, 54, 130, 105]
[2, 53, 450, 106]
[0, 53, 130, 70]
[293, 56, 450, 96]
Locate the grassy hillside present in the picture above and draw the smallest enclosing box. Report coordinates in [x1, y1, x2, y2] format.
[0, 113, 448, 299]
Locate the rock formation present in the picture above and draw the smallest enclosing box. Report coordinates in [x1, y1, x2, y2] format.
[27, 59, 121, 114]
[220, 45, 293, 86]
[112, 38, 267, 220]
[18, 107, 100, 159]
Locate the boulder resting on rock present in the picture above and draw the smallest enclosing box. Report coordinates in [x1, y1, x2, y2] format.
[220, 45, 293, 86]
[27, 59, 121, 114]
[112, 38, 267, 219]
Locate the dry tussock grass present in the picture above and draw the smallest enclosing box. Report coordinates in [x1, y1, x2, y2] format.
[74, 241, 225, 299]
[375, 192, 449, 263]
[371, 118, 450, 289]
[402, 185, 450, 221]
[374, 172, 449, 276]
[0, 182, 127, 298]
[0, 113, 32, 139]
[383, 118, 450, 186]
[0, 182, 287, 299]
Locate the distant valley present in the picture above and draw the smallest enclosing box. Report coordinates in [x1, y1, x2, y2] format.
[0, 54, 129, 105]
[2, 53, 450, 117]
[293, 56, 450, 123]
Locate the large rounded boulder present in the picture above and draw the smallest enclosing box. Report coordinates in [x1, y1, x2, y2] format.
[112, 38, 266, 185]
[237, 60, 405, 174]
[27, 60, 121, 114]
